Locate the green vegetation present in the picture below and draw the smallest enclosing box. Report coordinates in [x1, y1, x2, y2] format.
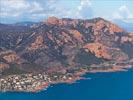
[75, 49, 104, 66]
[2, 63, 28, 76]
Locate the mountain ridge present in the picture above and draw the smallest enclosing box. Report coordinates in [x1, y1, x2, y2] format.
[0, 17, 133, 76]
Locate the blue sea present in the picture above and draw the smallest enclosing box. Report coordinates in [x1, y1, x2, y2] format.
[0, 68, 133, 100]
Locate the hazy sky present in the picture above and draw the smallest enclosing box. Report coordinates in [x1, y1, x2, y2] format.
[0, 0, 133, 23]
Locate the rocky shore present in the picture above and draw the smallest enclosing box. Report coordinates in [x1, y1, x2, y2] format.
[0, 60, 132, 93]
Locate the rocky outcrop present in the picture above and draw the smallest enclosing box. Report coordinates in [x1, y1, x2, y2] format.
[109, 23, 123, 33]
[93, 19, 123, 35]
[46, 17, 59, 25]
[69, 29, 83, 43]
[27, 35, 44, 51]
[84, 43, 111, 59]
[83, 42, 128, 61]
[2, 52, 22, 64]
[0, 63, 9, 71]
[121, 34, 133, 43]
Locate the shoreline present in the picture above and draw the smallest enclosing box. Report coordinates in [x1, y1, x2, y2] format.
[0, 64, 133, 93]
[34, 64, 133, 93]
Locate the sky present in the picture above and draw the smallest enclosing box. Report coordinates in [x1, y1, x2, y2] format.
[0, 0, 133, 23]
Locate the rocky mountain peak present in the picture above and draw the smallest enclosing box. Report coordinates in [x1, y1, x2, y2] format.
[46, 16, 59, 25]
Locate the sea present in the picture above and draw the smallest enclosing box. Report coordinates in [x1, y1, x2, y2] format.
[0, 68, 133, 100]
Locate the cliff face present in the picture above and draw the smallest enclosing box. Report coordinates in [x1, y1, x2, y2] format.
[0, 17, 133, 74]
[83, 42, 128, 61]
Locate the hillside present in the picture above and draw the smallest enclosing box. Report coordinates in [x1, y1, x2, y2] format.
[0, 17, 133, 76]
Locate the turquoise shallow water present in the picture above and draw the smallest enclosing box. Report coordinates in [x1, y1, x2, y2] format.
[0, 68, 133, 100]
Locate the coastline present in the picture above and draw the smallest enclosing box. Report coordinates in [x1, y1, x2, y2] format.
[24, 65, 133, 93]
[1, 66, 133, 100]
[0, 63, 133, 93]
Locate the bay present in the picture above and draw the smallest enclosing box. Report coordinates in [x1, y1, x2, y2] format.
[0, 68, 133, 100]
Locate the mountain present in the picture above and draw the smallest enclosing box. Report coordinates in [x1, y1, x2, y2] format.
[0, 17, 133, 76]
